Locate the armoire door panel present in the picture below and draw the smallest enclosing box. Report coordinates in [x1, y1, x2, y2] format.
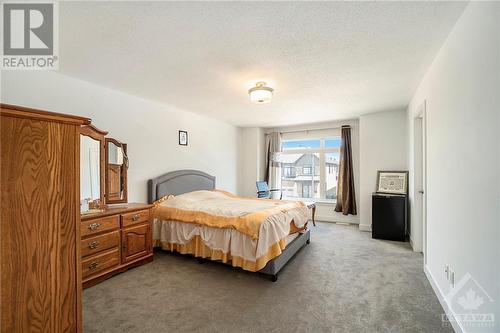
[1, 114, 80, 332]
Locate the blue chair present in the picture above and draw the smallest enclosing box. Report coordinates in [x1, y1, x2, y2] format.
[256, 181, 281, 199]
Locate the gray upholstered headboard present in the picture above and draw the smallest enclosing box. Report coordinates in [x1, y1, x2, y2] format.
[147, 170, 216, 203]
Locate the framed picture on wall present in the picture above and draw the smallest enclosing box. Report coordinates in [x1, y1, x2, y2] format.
[376, 171, 408, 195]
[179, 130, 188, 146]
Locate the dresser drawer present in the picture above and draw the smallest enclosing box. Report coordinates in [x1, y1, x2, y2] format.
[81, 230, 120, 257]
[121, 209, 150, 227]
[81, 215, 120, 237]
[81, 248, 120, 280]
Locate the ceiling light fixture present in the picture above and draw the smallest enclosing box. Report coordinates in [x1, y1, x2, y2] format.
[248, 81, 274, 104]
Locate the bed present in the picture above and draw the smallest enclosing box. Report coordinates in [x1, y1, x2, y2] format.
[148, 170, 311, 281]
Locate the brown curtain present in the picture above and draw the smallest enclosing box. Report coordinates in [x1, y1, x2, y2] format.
[334, 126, 357, 215]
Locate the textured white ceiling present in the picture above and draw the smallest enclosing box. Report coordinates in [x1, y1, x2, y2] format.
[59, 1, 467, 127]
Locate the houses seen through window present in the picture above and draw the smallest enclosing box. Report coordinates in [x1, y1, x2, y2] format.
[281, 137, 341, 201]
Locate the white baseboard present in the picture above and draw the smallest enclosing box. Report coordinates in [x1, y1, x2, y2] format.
[424, 265, 464, 333]
[358, 224, 371, 232]
[335, 222, 351, 226]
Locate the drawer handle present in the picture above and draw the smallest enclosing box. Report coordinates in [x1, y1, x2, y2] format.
[88, 222, 101, 231]
[132, 214, 140, 221]
[88, 262, 99, 270]
[88, 241, 100, 249]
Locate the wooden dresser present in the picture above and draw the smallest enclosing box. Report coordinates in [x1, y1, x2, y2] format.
[81, 203, 154, 288]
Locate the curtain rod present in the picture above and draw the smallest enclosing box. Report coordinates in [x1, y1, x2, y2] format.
[265, 125, 351, 135]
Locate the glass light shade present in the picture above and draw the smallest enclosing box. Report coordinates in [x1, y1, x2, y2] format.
[249, 82, 273, 103]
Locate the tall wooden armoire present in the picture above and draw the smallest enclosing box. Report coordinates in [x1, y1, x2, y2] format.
[1, 104, 89, 332]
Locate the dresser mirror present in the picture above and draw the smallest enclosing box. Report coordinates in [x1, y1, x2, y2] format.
[80, 125, 107, 213]
[105, 138, 128, 204]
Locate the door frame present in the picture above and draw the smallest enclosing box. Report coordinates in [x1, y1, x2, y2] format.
[413, 101, 428, 265]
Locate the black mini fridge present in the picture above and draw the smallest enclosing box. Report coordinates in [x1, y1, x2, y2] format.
[372, 193, 407, 241]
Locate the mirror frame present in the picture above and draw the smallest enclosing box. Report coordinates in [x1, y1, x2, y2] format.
[80, 124, 108, 208]
[105, 137, 128, 204]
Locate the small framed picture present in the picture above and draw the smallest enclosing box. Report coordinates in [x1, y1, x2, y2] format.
[178, 130, 188, 146]
[376, 171, 408, 195]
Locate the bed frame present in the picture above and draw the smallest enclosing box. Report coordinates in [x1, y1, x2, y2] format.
[148, 169, 310, 282]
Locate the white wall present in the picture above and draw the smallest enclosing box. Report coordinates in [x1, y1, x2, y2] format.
[239, 127, 265, 197]
[359, 109, 408, 231]
[407, 2, 499, 332]
[1, 71, 239, 203]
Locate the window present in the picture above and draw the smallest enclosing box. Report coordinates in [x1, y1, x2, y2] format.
[280, 136, 341, 201]
[302, 184, 312, 198]
[325, 138, 341, 149]
[283, 165, 295, 178]
[283, 139, 321, 150]
[325, 153, 339, 200]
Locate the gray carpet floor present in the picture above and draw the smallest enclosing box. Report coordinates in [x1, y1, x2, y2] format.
[83, 222, 451, 333]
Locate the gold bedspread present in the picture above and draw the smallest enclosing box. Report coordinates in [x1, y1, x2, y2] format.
[153, 190, 307, 240]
